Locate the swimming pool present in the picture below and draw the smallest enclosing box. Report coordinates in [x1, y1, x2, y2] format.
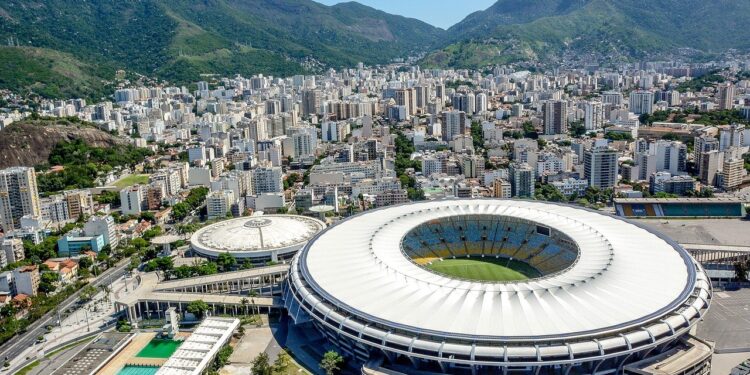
[136, 339, 182, 358]
[117, 365, 159, 375]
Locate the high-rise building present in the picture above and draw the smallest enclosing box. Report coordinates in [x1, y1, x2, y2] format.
[421, 156, 445, 178]
[491, 179, 512, 198]
[84, 215, 119, 248]
[649, 172, 696, 195]
[206, 190, 235, 220]
[321, 121, 350, 142]
[120, 185, 145, 216]
[699, 150, 721, 186]
[0, 167, 41, 232]
[584, 101, 604, 130]
[435, 84, 445, 102]
[252, 167, 283, 194]
[375, 190, 409, 207]
[301, 89, 322, 117]
[414, 86, 428, 110]
[629, 90, 654, 115]
[475, 93, 488, 114]
[543, 100, 568, 135]
[584, 146, 618, 189]
[146, 183, 165, 210]
[509, 163, 535, 198]
[694, 135, 719, 168]
[395, 88, 416, 116]
[716, 83, 735, 110]
[667, 90, 681, 107]
[461, 155, 485, 179]
[1, 238, 24, 264]
[652, 141, 687, 175]
[634, 152, 656, 181]
[440, 110, 467, 142]
[64, 190, 94, 220]
[720, 157, 744, 191]
[719, 124, 745, 151]
[466, 93, 476, 115]
[289, 126, 317, 158]
[511, 103, 524, 117]
[361, 115, 373, 139]
[187, 144, 208, 165]
[601, 91, 623, 107]
[12, 265, 39, 296]
[451, 93, 468, 113]
[150, 169, 182, 197]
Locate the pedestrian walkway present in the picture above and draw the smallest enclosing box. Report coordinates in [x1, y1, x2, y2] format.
[96, 332, 155, 375]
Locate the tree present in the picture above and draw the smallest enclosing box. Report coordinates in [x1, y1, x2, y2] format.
[78, 256, 93, 269]
[128, 256, 141, 272]
[95, 191, 120, 205]
[215, 345, 233, 368]
[319, 350, 344, 375]
[116, 319, 132, 332]
[156, 257, 174, 273]
[251, 352, 271, 375]
[139, 212, 156, 223]
[39, 273, 60, 294]
[131, 238, 149, 249]
[79, 285, 97, 303]
[217, 253, 237, 272]
[273, 349, 291, 374]
[172, 202, 190, 221]
[186, 300, 210, 320]
[735, 261, 749, 282]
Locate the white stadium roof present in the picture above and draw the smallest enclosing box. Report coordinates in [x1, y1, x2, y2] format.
[190, 215, 324, 258]
[288, 199, 711, 367]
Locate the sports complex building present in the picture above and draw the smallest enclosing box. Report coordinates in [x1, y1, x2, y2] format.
[613, 198, 746, 218]
[285, 199, 713, 374]
[189, 215, 325, 262]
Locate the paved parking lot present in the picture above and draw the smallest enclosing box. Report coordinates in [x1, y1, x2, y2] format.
[633, 218, 750, 247]
[697, 288, 750, 353]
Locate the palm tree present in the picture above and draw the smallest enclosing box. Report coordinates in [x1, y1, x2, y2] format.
[248, 290, 259, 316]
[240, 298, 249, 315]
[99, 285, 111, 303]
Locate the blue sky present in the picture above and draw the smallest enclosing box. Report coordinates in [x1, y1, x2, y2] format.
[314, 0, 496, 29]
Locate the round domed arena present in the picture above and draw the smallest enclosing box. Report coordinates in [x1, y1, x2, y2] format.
[285, 199, 712, 374]
[190, 215, 325, 262]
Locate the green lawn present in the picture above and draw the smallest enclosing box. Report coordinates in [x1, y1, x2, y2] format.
[425, 257, 541, 282]
[112, 174, 149, 189]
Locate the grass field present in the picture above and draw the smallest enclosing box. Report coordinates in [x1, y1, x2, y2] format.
[112, 174, 149, 189]
[425, 257, 541, 282]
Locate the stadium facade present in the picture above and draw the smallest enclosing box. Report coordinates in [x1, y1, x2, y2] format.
[285, 199, 712, 374]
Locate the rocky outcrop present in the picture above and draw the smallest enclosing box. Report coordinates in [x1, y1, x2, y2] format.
[0, 120, 127, 169]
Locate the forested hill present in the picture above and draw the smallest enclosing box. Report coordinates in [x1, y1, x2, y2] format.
[0, 0, 444, 98]
[422, 0, 750, 68]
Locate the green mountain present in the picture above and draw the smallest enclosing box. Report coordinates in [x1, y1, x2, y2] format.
[0, 0, 444, 98]
[423, 0, 750, 69]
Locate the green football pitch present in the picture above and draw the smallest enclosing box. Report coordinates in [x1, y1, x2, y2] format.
[425, 257, 541, 282]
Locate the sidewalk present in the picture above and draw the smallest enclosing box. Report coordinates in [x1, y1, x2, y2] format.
[7, 272, 139, 372]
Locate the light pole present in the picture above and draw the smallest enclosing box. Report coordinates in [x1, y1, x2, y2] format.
[84, 309, 91, 332]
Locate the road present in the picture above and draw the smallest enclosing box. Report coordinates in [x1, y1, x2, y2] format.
[0, 257, 130, 366]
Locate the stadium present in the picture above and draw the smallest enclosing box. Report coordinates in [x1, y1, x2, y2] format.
[285, 199, 712, 374]
[189, 215, 325, 262]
